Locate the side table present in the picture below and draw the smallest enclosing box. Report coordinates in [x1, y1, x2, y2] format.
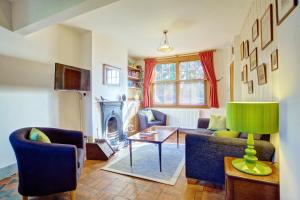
[224, 157, 279, 200]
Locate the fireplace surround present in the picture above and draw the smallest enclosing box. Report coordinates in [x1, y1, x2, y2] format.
[99, 101, 124, 147]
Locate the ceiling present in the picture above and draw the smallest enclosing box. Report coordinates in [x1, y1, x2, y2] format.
[63, 0, 253, 58]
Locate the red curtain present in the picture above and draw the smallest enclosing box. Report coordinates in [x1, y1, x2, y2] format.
[199, 51, 219, 108]
[143, 58, 157, 107]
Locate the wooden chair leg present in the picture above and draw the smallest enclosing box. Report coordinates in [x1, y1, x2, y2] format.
[187, 178, 199, 184]
[70, 190, 76, 200]
[23, 196, 28, 200]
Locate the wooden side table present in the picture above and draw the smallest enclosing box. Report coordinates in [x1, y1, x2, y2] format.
[224, 157, 279, 200]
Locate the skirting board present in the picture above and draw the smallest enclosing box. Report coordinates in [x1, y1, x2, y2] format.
[0, 163, 17, 180]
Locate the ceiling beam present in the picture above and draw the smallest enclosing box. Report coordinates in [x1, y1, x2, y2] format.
[11, 0, 119, 35]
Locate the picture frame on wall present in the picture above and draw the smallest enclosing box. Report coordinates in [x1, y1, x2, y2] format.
[271, 49, 279, 71]
[241, 71, 244, 82]
[243, 65, 248, 83]
[276, 0, 298, 25]
[244, 40, 250, 58]
[252, 19, 259, 42]
[250, 48, 258, 71]
[261, 4, 273, 50]
[248, 80, 254, 94]
[103, 64, 121, 86]
[240, 41, 244, 60]
[257, 63, 267, 85]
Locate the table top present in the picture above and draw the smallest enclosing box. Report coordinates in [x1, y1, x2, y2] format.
[224, 157, 279, 185]
[127, 126, 179, 143]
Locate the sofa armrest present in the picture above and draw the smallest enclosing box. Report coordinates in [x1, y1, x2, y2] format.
[185, 134, 275, 185]
[138, 112, 148, 131]
[10, 140, 77, 196]
[197, 118, 210, 129]
[152, 110, 167, 125]
[38, 128, 84, 149]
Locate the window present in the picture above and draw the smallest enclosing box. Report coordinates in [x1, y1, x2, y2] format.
[103, 64, 120, 85]
[152, 56, 207, 107]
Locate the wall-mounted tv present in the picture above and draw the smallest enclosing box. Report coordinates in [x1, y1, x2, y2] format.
[54, 63, 90, 91]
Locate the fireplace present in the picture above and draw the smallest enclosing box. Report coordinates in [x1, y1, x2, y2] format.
[100, 101, 124, 147]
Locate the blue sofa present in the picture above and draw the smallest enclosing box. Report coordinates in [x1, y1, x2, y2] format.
[138, 109, 167, 131]
[9, 127, 85, 199]
[184, 118, 275, 186]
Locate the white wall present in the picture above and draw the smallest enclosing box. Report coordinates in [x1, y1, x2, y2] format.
[91, 32, 128, 138]
[234, 0, 300, 199]
[0, 25, 91, 170]
[277, 6, 300, 200]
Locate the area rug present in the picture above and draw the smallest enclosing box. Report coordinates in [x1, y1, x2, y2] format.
[101, 143, 185, 185]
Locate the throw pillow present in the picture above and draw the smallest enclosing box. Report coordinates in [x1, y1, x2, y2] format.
[29, 128, 51, 143]
[142, 110, 155, 122]
[213, 130, 240, 138]
[208, 115, 226, 131]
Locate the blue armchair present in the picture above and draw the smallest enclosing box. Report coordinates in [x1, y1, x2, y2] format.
[138, 109, 167, 131]
[9, 127, 85, 200]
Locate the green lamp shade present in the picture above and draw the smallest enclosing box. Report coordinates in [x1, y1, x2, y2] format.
[227, 102, 279, 134]
[226, 102, 279, 176]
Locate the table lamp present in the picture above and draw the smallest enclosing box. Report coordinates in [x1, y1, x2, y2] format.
[226, 102, 279, 176]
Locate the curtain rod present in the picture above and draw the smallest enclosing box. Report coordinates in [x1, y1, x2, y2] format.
[148, 49, 216, 60]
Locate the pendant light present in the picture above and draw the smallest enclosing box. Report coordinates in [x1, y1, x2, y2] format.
[157, 30, 173, 53]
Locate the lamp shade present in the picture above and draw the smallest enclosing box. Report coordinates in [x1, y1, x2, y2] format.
[227, 102, 279, 134]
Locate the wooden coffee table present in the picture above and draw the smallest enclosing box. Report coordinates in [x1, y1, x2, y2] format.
[127, 126, 179, 172]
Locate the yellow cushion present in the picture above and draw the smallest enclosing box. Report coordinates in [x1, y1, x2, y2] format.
[213, 130, 240, 138]
[208, 115, 226, 131]
[142, 110, 155, 122]
[29, 128, 51, 143]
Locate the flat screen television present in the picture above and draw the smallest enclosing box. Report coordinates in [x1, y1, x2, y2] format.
[54, 63, 90, 91]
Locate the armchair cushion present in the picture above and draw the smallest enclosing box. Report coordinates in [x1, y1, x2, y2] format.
[142, 110, 155, 122]
[29, 128, 51, 143]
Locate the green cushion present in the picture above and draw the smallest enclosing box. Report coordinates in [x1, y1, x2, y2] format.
[29, 128, 51, 143]
[142, 110, 155, 122]
[208, 115, 226, 131]
[213, 130, 240, 138]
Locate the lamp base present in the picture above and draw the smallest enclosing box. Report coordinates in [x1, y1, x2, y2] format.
[232, 158, 272, 176]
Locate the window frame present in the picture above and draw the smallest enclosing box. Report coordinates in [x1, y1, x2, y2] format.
[150, 55, 209, 108]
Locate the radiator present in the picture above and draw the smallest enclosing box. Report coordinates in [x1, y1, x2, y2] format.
[154, 108, 200, 129]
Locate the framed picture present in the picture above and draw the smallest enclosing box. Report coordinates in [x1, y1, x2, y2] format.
[271, 49, 279, 71]
[250, 48, 258, 71]
[248, 80, 254, 94]
[243, 65, 248, 83]
[257, 63, 267, 85]
[276, 0, 298, 25]
[240, 41, 244, 60]
[103, 64, 121, 86]
[261, 4, 273, 50]
[241, 71, 244, 82]
[252, 19, 259, 42]
[244, 40, 250, 58]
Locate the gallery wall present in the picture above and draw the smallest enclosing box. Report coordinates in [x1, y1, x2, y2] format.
[234, 0, 300, 199]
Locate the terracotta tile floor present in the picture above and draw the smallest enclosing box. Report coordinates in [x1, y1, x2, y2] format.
[0, 133, 225, 200]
